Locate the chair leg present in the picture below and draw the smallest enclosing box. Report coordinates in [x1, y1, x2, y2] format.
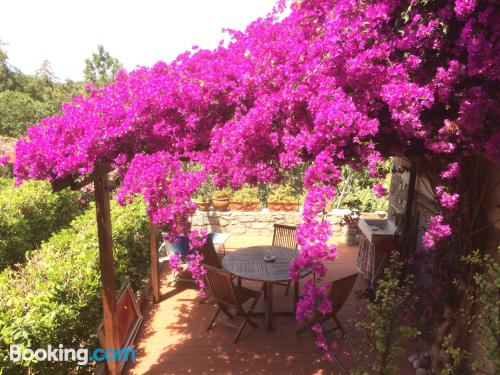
[220, 306, 235, 319]
[198, 291, 213, 304]
[332, 314, 346, 336]
[246, 317, 258, 328]
[233, 296, 261, 343]
[285, 280, 291, 296]
[296, 316, 320, 336]
[234, 318, 249, 343]
[296, 324, 308, 335]
[244, 295, 260, 329]
[207, 307, 222, 331]
[293, 281, 299, 312]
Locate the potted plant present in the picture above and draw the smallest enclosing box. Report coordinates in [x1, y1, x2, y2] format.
[193, 194, 210, 211]
[193, 179, 214, 211]
[230, 184, 260, 211]
[211, 187, 232, 211]
[267, 184, 298, 212]
[340, 199, 362, 246]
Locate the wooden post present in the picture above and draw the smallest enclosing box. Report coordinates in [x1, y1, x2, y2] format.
[401, 160, 418, 259]
[94, 174, 121, 375]
[150, 222, 160, 303]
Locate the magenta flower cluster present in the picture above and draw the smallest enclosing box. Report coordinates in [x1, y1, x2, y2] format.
[435, 186, 460, 209]
[440, 162, 460, 180]
[372, 183, 387, 199]
[423, 215, 453, 249]
[12, 0, 499, 360]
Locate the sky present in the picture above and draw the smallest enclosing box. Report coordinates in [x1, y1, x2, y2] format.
[0, 0, 277, 81]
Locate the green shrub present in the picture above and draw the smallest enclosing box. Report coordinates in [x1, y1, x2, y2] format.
[212, 187, 232, 200]
[232, 184, 259, 203]
[268, 184, 297, 203]
[0, 164, 12, 179]
[0, 177, 11, 189]
[350, 252, 420, 374]
[193, 178, 214, 202]
[0, 91, 52, 138]
[0, 137, 15, 178]
[0, 179, 80, 269]
[331, 161, 391, 212]
[0, 199, 150, 374]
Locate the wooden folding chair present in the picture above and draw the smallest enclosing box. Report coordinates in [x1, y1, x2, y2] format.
[198, 234, 224, 268]
[198, 235, 235, 304]
[204, 265, 262, 343]
[296, 273, 358, 337]
[272, 224, 298, 295]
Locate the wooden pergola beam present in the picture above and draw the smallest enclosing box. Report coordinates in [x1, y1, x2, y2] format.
[401, 159, 418, 259]
[50, 162, 162, 372]
[51, 164, 114, 192]
[150, 223, 160, 304]
[94, 173, 121, 375]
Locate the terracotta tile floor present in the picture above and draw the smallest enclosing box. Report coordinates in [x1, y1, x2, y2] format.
[124, 235, 415, 375]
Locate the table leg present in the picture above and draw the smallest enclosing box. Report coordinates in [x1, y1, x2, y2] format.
[293, 281, 299, 312]
[265, 282, 274, 330]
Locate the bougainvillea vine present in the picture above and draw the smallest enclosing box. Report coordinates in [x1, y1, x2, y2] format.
[13, 0, 499, 360]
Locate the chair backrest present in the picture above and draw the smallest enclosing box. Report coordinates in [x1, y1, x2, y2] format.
[204, 264, 237, 307]
[272, 224, 298, 249]
[199, 235, 222, 268]
[327, 273, 358, 312]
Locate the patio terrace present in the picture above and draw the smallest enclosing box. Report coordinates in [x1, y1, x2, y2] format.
[124, 234, 417, 375]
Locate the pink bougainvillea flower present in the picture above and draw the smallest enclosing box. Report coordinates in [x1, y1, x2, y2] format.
[440, 162, 460, 179]
[168, 252, 183, 275]
[372, 182, 387, 198]
[423, 215, 452, 249]
[435, 186, 460, 209]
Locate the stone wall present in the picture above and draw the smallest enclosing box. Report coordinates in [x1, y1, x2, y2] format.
[191, 209, 348, 236]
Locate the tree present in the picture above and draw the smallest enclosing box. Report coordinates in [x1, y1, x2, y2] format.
[36, 60, 58, 83]
[0, 41, 22, 92]
[0, 45, 84, 133]
[83, 44, 122, 86]
[0, 91, 51, 137]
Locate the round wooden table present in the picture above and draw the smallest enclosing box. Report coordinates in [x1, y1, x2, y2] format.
[222, 246, 311, 330]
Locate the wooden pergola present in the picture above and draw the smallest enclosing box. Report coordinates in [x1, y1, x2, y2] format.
[51, 166, 161, 375]
[5, 152, 420, 375]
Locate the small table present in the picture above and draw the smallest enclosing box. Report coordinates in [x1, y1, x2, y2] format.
[222, 246, 311, 330]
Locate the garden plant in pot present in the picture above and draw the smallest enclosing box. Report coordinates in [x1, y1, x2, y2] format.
[193, 179, 214, 211]
[267, 184, 298, 212]
[230, 184, 260, 211]
[340, 199, 362, 246]
[211, 187, 232, 212]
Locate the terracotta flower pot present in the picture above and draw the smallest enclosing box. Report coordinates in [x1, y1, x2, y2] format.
[195, 201, 210, 211]
[267, 201, 298, 212]
[230, 201, 260, 211]
[212, 198, 230, 212]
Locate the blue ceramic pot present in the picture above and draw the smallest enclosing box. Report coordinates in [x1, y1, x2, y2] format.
[171, 235, 190, 258]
